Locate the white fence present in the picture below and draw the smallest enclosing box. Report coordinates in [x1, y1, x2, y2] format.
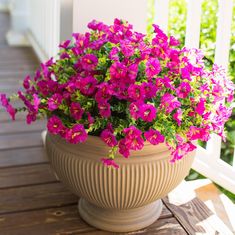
[27, 0, 73, 61]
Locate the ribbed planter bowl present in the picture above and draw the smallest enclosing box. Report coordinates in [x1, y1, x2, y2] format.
[45, 132, 195, 232]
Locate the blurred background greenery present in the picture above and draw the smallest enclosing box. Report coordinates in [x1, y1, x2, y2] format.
[148, 0, 235, 202]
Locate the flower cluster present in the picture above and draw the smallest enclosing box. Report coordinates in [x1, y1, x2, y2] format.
[1, 19, 234, 168]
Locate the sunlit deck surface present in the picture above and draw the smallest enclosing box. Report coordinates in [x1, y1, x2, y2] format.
[0, 12, 233, 235]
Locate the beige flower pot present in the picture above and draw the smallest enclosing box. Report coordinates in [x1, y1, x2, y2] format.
[45, 132, 195, 232]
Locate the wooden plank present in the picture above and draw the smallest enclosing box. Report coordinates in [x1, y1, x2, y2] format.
[0, 132, 43, 150]
[187, 179, 235, 232]
[0, 205, 175, 235]
[0, 147, 48, 168]
[0, 163, 56, 188]
[0, 119, 46, 134]
[0, 111, 27, 122]
[0, 182, 78, 214]
[0, 70, 35, 79]
[163, 181, 233, 235]
[88, 217, 187, 235]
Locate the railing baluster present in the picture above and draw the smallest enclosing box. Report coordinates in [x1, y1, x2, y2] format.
[214, 0, 233, 69]
[206, 0, 233, 161]
[154, 0, 169, 33]
[185, 0, 202, 48]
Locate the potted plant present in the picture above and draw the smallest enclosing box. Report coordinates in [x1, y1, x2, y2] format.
[1, 19, 234, 232]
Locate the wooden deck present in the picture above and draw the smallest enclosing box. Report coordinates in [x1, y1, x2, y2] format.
[0, 12, 233, 235]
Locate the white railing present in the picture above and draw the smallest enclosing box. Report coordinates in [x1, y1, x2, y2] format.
[27, 0, 73, 62]
[155, 0, 235, 194]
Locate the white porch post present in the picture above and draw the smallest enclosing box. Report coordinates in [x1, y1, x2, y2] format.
[73, 0, 148, 34]
[6, 0, 29, 46]
[0, 0, 9, 11]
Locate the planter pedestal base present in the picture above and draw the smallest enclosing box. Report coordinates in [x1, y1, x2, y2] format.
[78, 198, 163, 232]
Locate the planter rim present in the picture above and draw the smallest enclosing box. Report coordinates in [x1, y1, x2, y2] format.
[46, 132, 193, 163]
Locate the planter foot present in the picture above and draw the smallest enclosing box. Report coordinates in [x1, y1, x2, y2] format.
[78, 198, 163, 232]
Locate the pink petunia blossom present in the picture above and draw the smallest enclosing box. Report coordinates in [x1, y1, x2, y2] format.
[48, 94, 63, 111]
[142, 82, 157, 99]
[109, 47, 119, 61]
[70, 102, 84, 120]
[79, 76, 97, 96]
[118, 139, 130, 158]
[98, 101, 111, 118]
[101, 158, 119, 169]
[144, 129, 164, 145]
[176, 82, 191, 99]
[47, 116, 63, 134]
[100, 129, 118, 147]
[23, 75, 31, 90]
[65, 124, 87, 144]
[146, 58, 161, 78]
[128, 84, 145, 101]
[195, 98, 205, 116]
[139, 103, 156, 122]
[110, 62, 127, 79]
[160, 93, 181, 113]
[173, 109, 183, 126]
[123, 126, 144, 151]
[80, 54, 98, 71]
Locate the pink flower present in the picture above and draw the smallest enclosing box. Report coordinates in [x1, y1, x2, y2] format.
[187, 126, 210, 141]
[79, 76, 97, 96]
[169, 36, 180, 46]
[0, 94, 16, 120]
[95, 82, 111, 102]
[48, 94, 63, 111]
[59, 40, 71, 49]
[6, 104, 16, 120]
[181, 66, 191, 80]
[139, 103, 156, 122]
[98, 101, 111, 118]
[109, 47, 119, 61]
[23, 75, 31, 90]
[128, 84, 145, 101]
[129, 102, 142, 120]
[176, 82, 191, 98]
[118, 139, 130, 158]
[80, 54, 98, 71]
[142, 82, 157, 99]
[101, 158, 119, 169]
[195, 98, 205, 116]
[70, 102, 84, 120]
[173, 109, 183, 126]
[66, 124, 87, 144]
[110, 62, 127, 79]
[0, 94, 8, 107]
[100, 129, 118, 147]
[86, 112, 94, 125]
[144, 129, 164, 145]
[47, 116, 63, 134]
[120, 40, 135, 57]
[123, 126, 144, 150]
[33, 94, 40, 112]
[127, 63, 138, 81]
[160, 93, 181, 113]
[146, 58, 161, 78]
[26, 113, 36, 124]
